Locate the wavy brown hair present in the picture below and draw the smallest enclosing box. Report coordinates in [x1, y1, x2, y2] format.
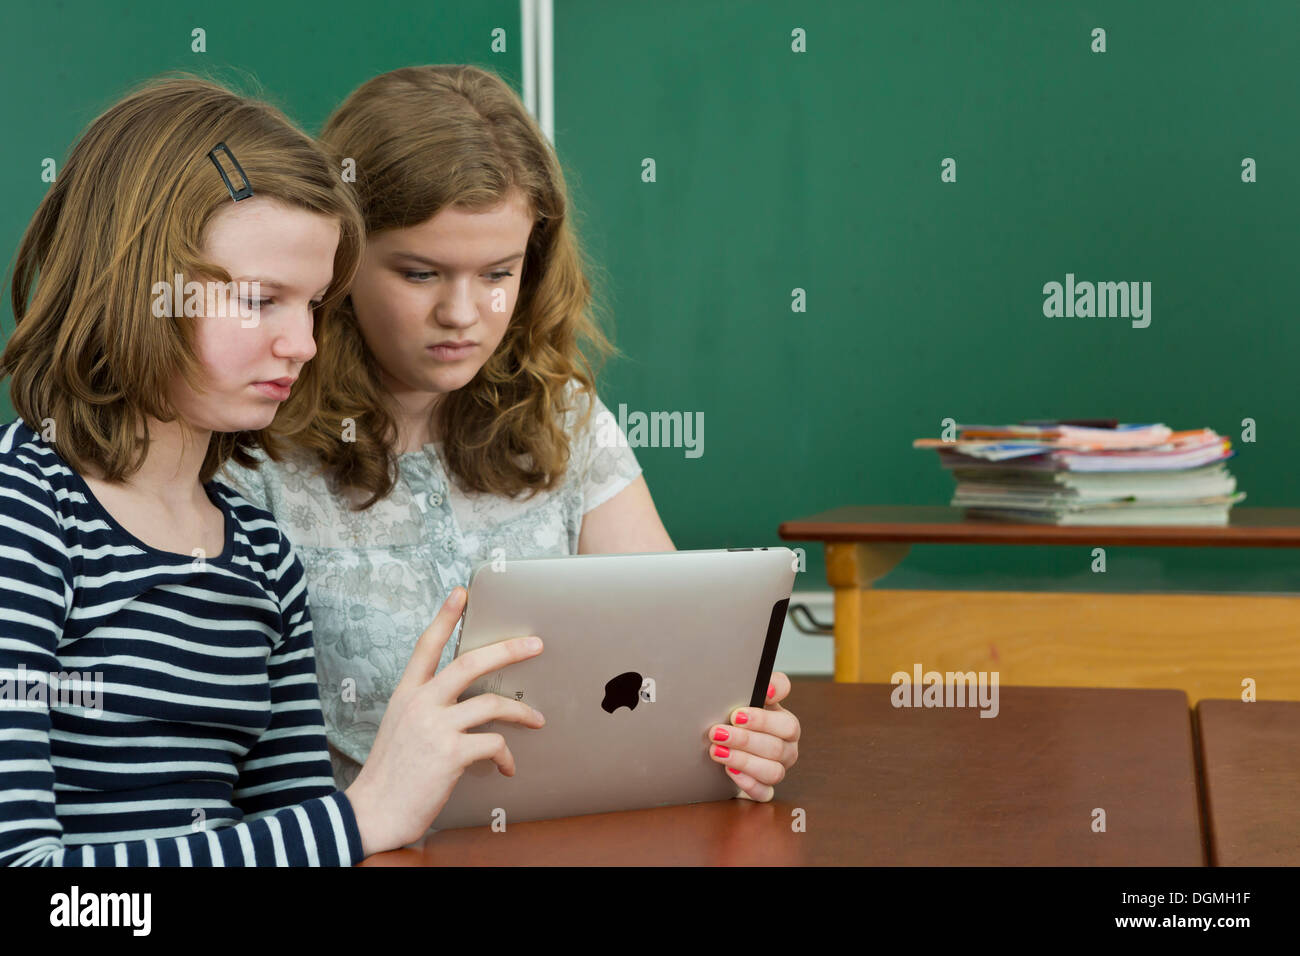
[278, 64, 617, 509]
[3, 73, 364, 484]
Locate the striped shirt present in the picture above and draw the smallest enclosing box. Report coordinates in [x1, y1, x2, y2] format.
[0, 419, 363, 865]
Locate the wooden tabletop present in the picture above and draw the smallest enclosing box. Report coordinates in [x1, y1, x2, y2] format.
[361, 679, 1204, 866]
[1196, 699, 1300, 866]
[778, 505, 1300, 547]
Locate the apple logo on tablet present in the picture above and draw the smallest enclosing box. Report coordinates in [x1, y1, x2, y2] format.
[602, 672, 646, 713]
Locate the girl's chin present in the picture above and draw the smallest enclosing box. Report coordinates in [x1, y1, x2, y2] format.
[198, 410, 280, 434]
[422, 366, 479, 393]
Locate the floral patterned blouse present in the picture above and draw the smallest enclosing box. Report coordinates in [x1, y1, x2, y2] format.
[218, 382, 642, 789]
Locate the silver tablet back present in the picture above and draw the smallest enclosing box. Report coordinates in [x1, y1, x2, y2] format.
[429, 547, 795, 831]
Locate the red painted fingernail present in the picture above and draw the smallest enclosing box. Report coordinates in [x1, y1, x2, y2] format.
[734, 711, 749, 725]
[767, 683, 775, 699]
[711, 728, 730, 742]
[728, 767, 741, 775]
[713, 745, 730, 758]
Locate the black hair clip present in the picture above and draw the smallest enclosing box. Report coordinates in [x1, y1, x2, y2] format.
[208, 142, 253, 201]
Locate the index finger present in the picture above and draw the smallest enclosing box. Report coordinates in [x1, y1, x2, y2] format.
[428, 633, 544, 707]
[729, 701, 800, 743]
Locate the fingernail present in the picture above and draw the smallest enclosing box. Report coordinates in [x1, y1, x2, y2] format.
[712, 745, 730, 758]
[728, 767, 741, 775]
[711, 728, 729, 742]
[734, 711, 749, 725]
[526, 637, 542, 651]
[767, 683, 775, 699]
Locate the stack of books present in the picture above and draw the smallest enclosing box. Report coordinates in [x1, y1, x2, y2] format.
[913, 421, 1245, 526]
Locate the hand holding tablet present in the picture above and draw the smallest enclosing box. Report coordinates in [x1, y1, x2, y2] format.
[712, 668, 801, 803]
[342, 587, 547, 856]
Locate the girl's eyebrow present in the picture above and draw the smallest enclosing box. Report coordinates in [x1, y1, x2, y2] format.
[234, 276, 281, 290]
[392, 251, 525, 269]
[232, 277, 330, 298]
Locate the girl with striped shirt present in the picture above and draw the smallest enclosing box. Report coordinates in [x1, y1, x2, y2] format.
[0, 75, 544, 866]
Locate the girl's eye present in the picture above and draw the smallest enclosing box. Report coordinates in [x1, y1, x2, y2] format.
[402, 270, 514, 282]
[244, 298, 273, 310]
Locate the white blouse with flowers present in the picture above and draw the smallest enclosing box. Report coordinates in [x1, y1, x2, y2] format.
[219, 381, 642, 788]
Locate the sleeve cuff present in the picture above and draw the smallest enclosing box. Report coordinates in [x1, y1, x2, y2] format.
[327, 790, 366, 865]
[583, 465, 643, 515]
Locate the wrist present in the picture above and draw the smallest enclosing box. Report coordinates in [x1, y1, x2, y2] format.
[343, 781, 384, 858]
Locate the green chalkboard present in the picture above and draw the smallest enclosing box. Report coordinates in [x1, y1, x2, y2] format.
[552, 0, 1300, 593]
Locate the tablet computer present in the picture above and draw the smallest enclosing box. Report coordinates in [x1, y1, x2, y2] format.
[429, 547, 795, 831]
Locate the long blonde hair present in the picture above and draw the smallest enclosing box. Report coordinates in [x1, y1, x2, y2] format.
[279, 64, 617, 508]
[3, 73, 364, 483]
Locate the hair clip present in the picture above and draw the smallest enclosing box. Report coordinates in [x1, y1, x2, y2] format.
[207, 142, 254, 201]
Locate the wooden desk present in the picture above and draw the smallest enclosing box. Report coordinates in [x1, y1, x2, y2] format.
[778, 506, 1300, 702]
[1196, 699, 1300, 866]
[361, 680, 1204, 866]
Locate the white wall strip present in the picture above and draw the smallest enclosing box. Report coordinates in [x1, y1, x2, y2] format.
[520, 0, 538, 118]
[536, 0, 554, 145]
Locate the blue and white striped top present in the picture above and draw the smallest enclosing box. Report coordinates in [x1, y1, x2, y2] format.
[0, 419, 363, 865]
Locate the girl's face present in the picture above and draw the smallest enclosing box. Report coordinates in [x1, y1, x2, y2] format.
[347, 189, 534, 401]
[170, 196, 340, 433]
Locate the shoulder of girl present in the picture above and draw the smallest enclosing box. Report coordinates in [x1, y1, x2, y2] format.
[0, 418, 70, 497]
[562, 378, 602, 426]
